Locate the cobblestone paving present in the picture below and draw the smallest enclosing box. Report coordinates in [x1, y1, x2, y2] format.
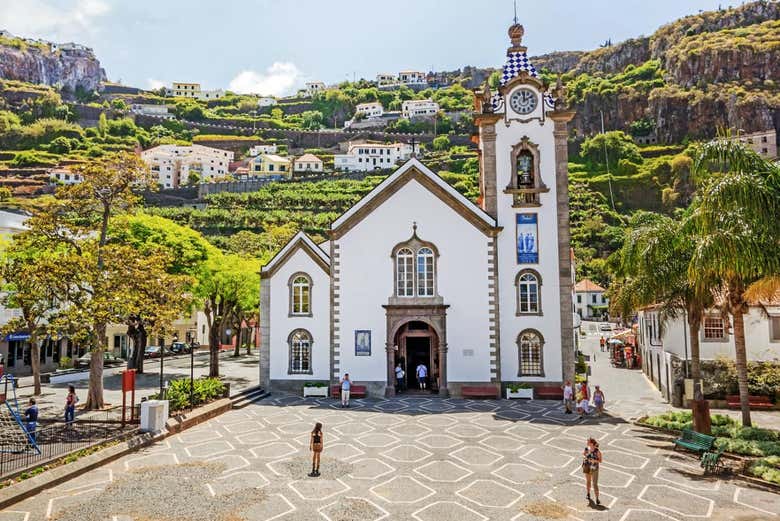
[2, 395, 778, 521]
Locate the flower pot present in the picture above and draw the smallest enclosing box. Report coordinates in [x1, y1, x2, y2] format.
[303, 386, 328, 398]
[506, 387, 534, 400]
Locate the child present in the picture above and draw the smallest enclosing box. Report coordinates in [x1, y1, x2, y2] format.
[24, 398, 38, 443]
[309, 422, 324, 477]
[65, 385, 78, 426]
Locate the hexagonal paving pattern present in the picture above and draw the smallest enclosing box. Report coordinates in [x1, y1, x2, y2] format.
[7, 392, 780, 521]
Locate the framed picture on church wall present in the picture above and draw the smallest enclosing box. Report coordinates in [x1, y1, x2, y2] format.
[355, 330, 371, 356]
[516, 213, 539, 264]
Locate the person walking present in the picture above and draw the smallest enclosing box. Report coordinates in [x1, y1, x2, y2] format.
[582, 437, 603, 505]
[340, 373, 351, 408]
[23, 398, 38, 443]
[599, 336, 606, 352]
[416, 362, 428, 390]
[562, 380, 574, 414]
[65, 385, 78, 426]
[395, 363, 405, 393]
[593, 385, 606, 416]
[309, 422, 324, 477]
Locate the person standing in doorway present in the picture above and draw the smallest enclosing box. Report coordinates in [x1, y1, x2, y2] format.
[562, 380, 574, 414]
[24, 398, 38, 443]
[309, 422, 323, 477]
[416, 362, 428, 390]
[65, 385, 78, 427]
[340, 373, 351, 408]
[395, 363, 405, 393]
[582, 437, 603, 505]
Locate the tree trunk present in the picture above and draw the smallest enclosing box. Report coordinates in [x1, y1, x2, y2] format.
[688, 316, 702, 399]
[246, 325, 253, 356]
[29, 333, 41, 396]
[233, 318, 242, 357]
[209, 321, 220, 377]
[126, 317, 147, 374]
[732, 306, 752, 427]
[85, 323, 106, 410]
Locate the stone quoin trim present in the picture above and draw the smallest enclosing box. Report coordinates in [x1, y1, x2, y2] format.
[488, 237, 501, 381]
[330, 242, 341, 381]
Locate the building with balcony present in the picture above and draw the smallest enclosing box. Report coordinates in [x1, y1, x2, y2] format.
[334, 142, 414, 172]
[402, 99, 439, 119]
[141, 144, 234, 188]
[355, 102, 384, 119]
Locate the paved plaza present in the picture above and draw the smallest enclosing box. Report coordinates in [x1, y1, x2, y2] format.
[2, 392, 779, 521]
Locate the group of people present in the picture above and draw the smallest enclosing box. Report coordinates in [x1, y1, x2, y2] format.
[21, 385, 79, 442]
[563, 380, 606, 418]
[394, 362, 429, 393]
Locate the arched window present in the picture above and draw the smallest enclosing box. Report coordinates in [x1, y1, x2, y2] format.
[516, 150, 534, 187]
[288, 329, 312, 374]
[289, 273, 311, 315]
[396, 248, 414, 297]
[516, 270, 541, 314]
[417, 247, 435, 297]
[518, 329, 544, 376]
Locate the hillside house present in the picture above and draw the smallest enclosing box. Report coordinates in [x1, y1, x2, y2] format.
[141, 144, 234, 188]
[258, 97, 277, 107]
[334, 142, 414, 172]
[399, 71, 426, 85]
[376, 73, 396, 87]
[249, 144, 279, 156]
[305, 81, 326, 97]
[49, 167, 83, 185]
[402, 99, 439, 119]
[248, 154, 292, 178]
[355, 102, 384, 119]
[293, 154, 324, 174]
[574, 279, 608, 320]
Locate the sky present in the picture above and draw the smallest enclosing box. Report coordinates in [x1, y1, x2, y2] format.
[0, 0, 730, 96]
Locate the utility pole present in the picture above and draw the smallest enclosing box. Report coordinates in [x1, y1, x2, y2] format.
[600, 110, 616, 211]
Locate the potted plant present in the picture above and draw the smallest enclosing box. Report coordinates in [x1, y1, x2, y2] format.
[506, 382, 534, 399]
[303, 381, 328, 398]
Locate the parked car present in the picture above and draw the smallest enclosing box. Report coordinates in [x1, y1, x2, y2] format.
[599, 323, 613, 332]
[170, 342, 190, 354]
[74, 351, 125, 369]
[143, 345, 170, 358]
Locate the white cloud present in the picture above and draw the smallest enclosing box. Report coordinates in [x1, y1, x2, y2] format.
[0, 0, 110, 41]
[146, 78, 166, 90]
[229, 62, 302, 97]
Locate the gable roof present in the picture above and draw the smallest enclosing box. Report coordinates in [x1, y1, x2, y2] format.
[574, 279, 606, 293]
[260, 231, 330, 278]
[330, 158, 497, 239]
[295, 153, 322, 163]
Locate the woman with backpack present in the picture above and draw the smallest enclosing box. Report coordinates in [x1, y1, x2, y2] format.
[309, 422, 324, 477]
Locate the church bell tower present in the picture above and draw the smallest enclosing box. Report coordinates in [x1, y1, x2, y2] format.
[474, 21, 576, 387]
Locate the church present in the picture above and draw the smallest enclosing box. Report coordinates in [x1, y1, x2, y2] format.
[259, 21, 576, 397]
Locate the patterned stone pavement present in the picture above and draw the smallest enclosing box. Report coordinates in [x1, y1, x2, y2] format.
[2, 394, 779, 521]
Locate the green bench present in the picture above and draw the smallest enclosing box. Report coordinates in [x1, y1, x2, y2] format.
[673, 428, 716, 454]
[700, 448, 725, 474]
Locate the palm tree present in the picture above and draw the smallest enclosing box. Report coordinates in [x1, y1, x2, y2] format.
[690, 138, 780, 427]
[611, 211, 713, 403]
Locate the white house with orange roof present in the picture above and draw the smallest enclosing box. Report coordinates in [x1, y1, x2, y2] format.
[574, 278, 608, 320]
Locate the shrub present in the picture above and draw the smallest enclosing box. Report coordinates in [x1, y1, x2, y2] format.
[10, 151, 57, 167]
[59, 356, 72, 369]
[432, 135, 451, 151]
[748, 456, 780, 485]
[507, 383, 533, 392]
[155, 377, 226, 412]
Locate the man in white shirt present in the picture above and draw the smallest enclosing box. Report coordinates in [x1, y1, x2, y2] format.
[341, 373, 351, 408]
[416, 363, 428, 390]
[395, 363, 405, 392]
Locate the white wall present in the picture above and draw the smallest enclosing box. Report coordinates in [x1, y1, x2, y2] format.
[268, 248, 331, 381]
[650, 308, 780, 362]
[494, 84, 564, 383]
[336, 178, 492, 384]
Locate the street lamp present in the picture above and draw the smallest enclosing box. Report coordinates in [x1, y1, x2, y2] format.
[159, 334, 165, 399]
[189, 334, 195, 410]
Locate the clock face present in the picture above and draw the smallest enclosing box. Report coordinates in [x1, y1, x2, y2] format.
[510, 88, 538, 115]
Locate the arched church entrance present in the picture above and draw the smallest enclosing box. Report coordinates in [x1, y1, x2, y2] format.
[395, 321, 439, 394]
[383, 305, 449, 398]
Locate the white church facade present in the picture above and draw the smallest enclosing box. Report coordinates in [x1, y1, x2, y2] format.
[260, 22, 576, 397]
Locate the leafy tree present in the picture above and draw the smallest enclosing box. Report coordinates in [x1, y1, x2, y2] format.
[270, 108, 283, 120]
[48, 136, 72, 154]
[300, 110, 324, 130]
[689, 138, 780, 427]
[110, 98, 129, 111]
[0, 110, 21, 134]
[173, 99, 207, 121]
[197, 253, 260, 376]
[0, 236, 62, 395]
[98, 112, 108, 137]
[580, 131, 643, 170]
[110, 213, 212, 372]
[432, 135, 451, 151]
[22, 152, 160, 409]
[0, 187, 11, 201]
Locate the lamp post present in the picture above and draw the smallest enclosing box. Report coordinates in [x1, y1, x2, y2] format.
[189, 334, 195, 409]
[159, 335, 165, 399]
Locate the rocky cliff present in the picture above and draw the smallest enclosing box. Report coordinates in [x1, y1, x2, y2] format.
[0, 38, 105, 92]
[530, 0, 780, 143]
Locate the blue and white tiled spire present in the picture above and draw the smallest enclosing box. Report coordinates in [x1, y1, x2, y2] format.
[491, 23, 556, 112]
